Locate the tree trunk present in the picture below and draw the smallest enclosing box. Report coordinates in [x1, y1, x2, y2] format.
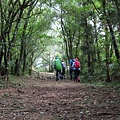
[14, 58, 18, 75]
[114, 0, 120, 32]
[84, 18, 91, 74]
[22, 49, 26, 75]
[108, 24, 120, 65]
[103, 1, 120, 66]
[93, 16, 101, 67]
[105, 27, 111, 82]
[0, 48, 4, 75]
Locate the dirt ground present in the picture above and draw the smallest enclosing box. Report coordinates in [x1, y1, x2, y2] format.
[0, 77, 120, 120]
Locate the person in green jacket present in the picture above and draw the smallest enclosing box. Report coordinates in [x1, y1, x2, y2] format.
[54, 56, 63, 81]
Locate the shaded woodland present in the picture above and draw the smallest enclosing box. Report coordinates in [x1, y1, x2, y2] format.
[0, 0, 120, 82]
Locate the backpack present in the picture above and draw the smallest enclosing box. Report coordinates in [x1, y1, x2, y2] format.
[75, 60, 80, 68]
[54, 58, 62, 70]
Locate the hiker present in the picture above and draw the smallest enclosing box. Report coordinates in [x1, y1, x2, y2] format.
[54, 56, 63, 81]
[61, 60, 66, 79]
[73, 57, 80, 82]
[69, 57, 75, 80]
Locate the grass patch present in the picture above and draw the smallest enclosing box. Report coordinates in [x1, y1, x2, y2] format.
[105, 80, 120, 87]
[9, 75, 24, 86]
[81, 75, 120, 87]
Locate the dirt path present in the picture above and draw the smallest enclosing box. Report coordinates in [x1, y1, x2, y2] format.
[0, 77, 120, 120]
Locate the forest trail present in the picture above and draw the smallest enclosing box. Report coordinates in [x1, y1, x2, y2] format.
[0, 76, 120, 120]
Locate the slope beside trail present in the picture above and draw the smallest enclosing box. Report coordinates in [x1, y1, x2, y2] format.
[0, 76, 120, 120]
